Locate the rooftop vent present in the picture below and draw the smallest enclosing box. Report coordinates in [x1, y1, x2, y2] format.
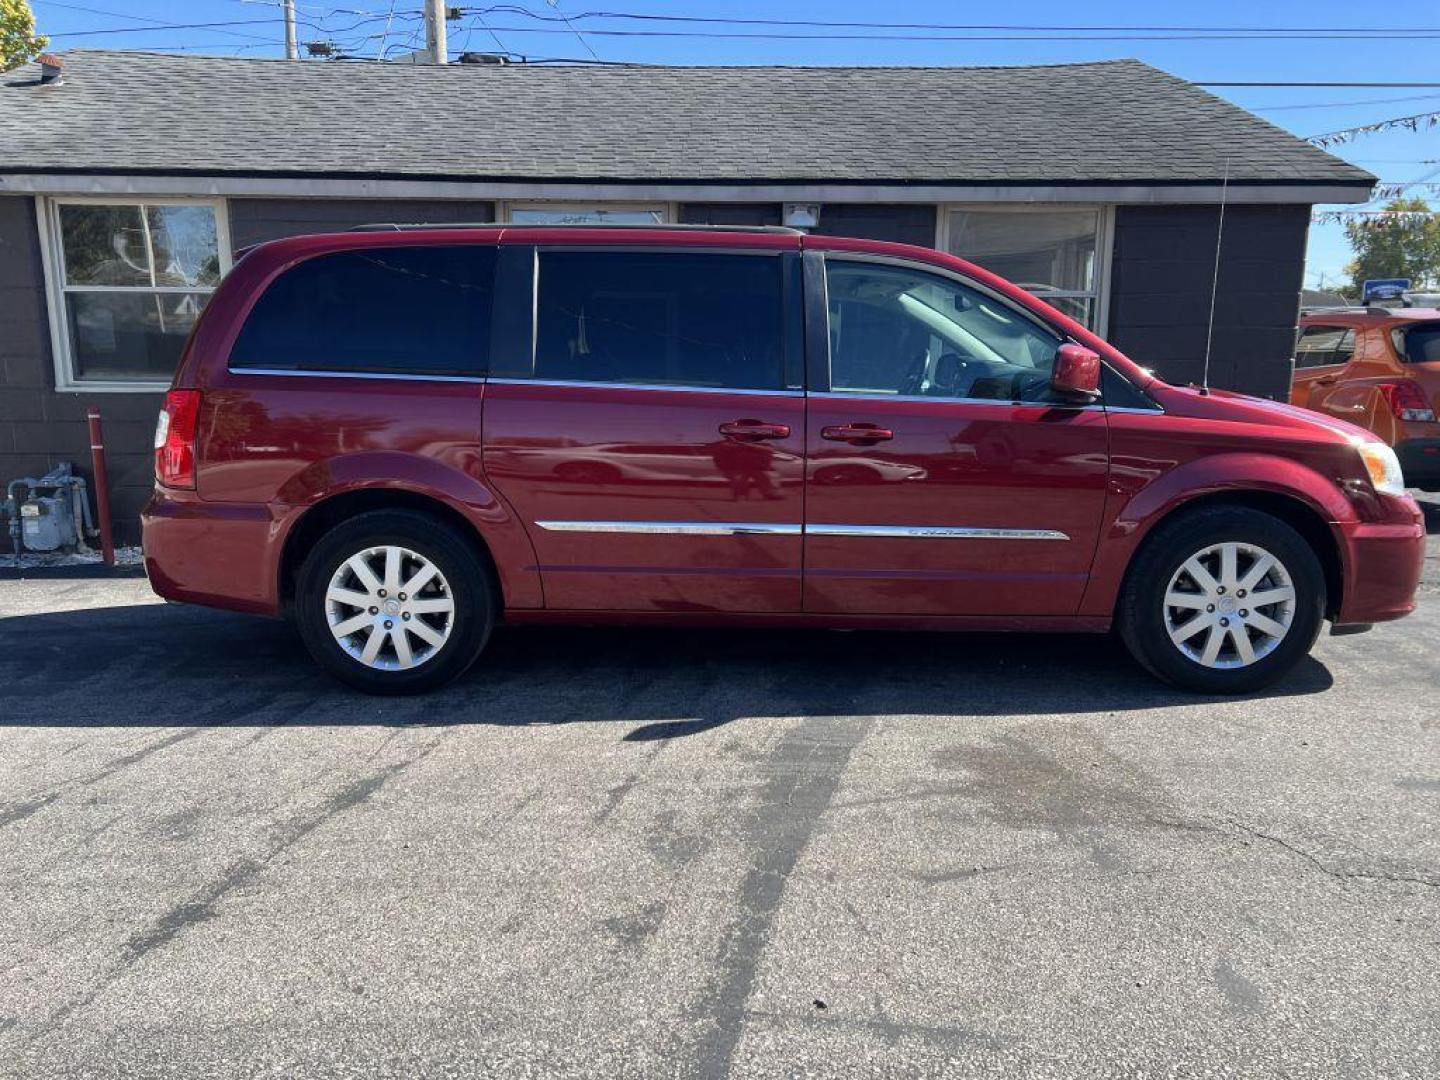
[458, 52, 510, 65]
[37, 53, 63, 84]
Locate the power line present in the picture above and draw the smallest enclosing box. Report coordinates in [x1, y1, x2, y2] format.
[544, 0, 601, 61]
[453, 24, 1440, 42]
[460, 9, 1440, 35]
[1253, 93, 1440, 113]
[1198, 81, 1440, 88]
[33, 0, 287, 44]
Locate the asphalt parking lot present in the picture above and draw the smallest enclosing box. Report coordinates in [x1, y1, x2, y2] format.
[3, 501, 1439, 1079]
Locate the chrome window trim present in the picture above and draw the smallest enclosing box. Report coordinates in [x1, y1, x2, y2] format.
[488, 377, 803, 398]
[533, 520, 1069, 540]
[226, 367, 484, 383]
[806, 524, 1070, 541]
[536, 520, 802, 536]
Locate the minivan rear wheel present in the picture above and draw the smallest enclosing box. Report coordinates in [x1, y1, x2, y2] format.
[294, 510, 494, 694]
[1118, 506, 1325, 694]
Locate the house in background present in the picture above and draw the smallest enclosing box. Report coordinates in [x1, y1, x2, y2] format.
[0, 50, 1374, 544]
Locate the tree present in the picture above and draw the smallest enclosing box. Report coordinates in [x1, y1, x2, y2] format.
[0, 0, 45, 72]
[1345, 197, 1440, 293]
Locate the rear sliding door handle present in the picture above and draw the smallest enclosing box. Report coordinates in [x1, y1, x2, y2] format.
[719, 419, 791, 441]
[822, 423, 894, 444]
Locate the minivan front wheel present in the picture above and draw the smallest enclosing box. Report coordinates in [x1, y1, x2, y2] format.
[295, 510, 494, 694]
[1118, 506, 1325, 694]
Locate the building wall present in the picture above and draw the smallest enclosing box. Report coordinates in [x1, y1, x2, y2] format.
[228, 197, 497, 248]
[1107, 204, 1308, 400]
[0, 194, 163, 552]
[1, 195, 1310, 552]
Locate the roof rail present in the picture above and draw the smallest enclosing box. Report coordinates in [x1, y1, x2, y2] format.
[348, 221, 804, 235]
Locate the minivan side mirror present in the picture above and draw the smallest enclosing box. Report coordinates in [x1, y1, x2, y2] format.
[1051, 343, 1101, 401]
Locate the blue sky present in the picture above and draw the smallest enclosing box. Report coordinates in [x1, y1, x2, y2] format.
[29, 0, 1440, 289]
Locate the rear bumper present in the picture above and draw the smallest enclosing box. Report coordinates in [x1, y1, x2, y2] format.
[1396, 437, 1440, 489]
[141, 487, 283, 616]
[1332, 516, 1426, 625]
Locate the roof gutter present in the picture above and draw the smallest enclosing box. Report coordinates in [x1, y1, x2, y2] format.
[0, 173, 1376, 206]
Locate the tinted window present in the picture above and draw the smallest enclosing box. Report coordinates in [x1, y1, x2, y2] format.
[534, 251, 785, 390]
[1294, 325, 1352, 369]
[1395, 323, 1440, 363]
[825, 261, 1064, 403]
[230, 246, 494, 375]
[1100, 365, 1158, 410]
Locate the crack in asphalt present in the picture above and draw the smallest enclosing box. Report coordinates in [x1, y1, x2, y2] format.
[20, 733, 449, 1041]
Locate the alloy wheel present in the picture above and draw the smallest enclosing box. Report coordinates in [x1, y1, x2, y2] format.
[325, 545, 455, 670]
[1162, 541, 1296, 669]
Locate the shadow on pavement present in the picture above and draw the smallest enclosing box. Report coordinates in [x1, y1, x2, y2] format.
[0, 600, 1334, 731]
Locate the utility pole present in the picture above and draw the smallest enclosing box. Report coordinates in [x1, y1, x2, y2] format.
[283, 0, 298, 60]
[425, 0, 448, 64]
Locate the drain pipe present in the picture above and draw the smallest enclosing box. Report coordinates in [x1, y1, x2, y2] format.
[86, 407, 115, 566]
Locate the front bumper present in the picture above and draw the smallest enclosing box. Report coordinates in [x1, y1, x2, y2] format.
[1396, 437, 1440, 490]
[1332, 515, 1426, 625]
[141, 487, 283, 616]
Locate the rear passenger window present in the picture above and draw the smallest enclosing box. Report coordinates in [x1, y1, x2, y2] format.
[229, 246, 494, 376]
[1395, 323, 1440, 363]
[1294, 325, 1352, 369]
[534, 251, 785, 390]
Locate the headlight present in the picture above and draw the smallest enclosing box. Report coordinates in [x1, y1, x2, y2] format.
[1356, 441, 1407, 497]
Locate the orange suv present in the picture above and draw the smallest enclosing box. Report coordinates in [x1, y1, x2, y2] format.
[1292, 307, 1440, 491]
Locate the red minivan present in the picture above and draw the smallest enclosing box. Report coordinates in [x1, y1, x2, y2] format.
[142, 225, 1425, 695]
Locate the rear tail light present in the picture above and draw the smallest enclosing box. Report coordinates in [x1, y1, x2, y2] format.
[154, 389, 201, 489]
[1377, 380, 1437, 423]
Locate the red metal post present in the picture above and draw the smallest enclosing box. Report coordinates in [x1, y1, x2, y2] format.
[86, 407, 116, 566]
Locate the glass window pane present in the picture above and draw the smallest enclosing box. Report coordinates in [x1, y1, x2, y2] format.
[59, 204, 151, 286]
[147, 205, 220, 287]
[228, 246, 495, 375]
[825, 261, 1063, 403]
[1294, 325, 1345, 368]
[535, 251, 784, 390]
[947, 210, 1098, 294]
[1397, 323, 1440, 363]
[511, 207, 663, 225]
[1039, 295, 1094, 326]
[65, 291, 207, 382]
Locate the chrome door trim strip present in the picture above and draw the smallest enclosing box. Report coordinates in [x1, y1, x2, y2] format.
[533, 520, 1068, 541]
[535, 520, 803, 536]
[806, 524, 1071, 541]
[227, 367, 484, 384]
[487, 378, 802, 398]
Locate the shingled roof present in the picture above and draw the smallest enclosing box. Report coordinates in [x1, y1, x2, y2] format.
[0, 50, 1372, 188]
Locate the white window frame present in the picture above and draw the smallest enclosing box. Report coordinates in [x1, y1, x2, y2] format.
[37, 195, 233, 392]
[937, 204, 1114, 338]
[499, 200, 675, 226]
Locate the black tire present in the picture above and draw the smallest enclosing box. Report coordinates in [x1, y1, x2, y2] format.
[1117, 506, 1326, 694]
[294, 509, 494, 694]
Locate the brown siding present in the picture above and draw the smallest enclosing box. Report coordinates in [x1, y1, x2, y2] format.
[0, 195, 166, 551]
[812, 204, 937, 247]
[227, 197, 497, 247]
[1106, 205, 1307, 399]
[678, 203, 782, 227]
[1, 196, 496, 549]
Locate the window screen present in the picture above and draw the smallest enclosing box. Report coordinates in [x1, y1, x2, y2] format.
[230, 246, 495, 376]
[534, 251, 785, 390]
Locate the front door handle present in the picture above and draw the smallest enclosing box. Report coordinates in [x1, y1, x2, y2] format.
[719, 419, 791, 442]
[822, 423, 894, 445]
[1313, 375, 1338, 386]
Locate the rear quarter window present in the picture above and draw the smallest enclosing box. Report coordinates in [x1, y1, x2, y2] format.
[229, 245, 495, 376]
[1394, 323, 1440, 363]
